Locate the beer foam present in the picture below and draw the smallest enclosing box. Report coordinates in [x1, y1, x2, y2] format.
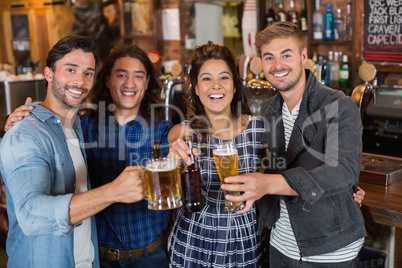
[146, 162, 176, 172]
[213, 148, 238, 156]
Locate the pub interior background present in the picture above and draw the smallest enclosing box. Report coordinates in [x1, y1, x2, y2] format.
[0, 0, 401, 267]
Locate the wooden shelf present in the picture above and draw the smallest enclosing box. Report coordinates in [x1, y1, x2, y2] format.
[257, 0, 360, 92]
[306, 0, 359, 92]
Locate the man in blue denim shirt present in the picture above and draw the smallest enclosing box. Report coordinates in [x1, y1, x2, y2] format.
[0, 36, 146, 267]
[5, 44, 173, 267]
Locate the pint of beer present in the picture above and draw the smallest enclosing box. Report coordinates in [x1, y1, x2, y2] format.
[212, 141, 245, 212]
[145, 158, 182, 210]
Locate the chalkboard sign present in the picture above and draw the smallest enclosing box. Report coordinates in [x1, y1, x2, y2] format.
[363, 0, 402, 64]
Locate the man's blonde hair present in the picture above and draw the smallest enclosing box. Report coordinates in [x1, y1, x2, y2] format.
[255, 22, 306, 56]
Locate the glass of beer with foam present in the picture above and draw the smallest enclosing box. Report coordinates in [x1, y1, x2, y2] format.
[145, 157, 182, 210]
[213, 141, 245, 212]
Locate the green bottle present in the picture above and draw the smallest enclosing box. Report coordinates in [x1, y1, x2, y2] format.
[339, 55, 350, 88]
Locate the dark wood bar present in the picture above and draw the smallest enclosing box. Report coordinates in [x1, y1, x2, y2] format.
[359, 180, 402, 266]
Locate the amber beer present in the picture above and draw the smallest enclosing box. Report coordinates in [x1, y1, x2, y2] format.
[145, 158, 182, 210]
[213, 142, 245, 212]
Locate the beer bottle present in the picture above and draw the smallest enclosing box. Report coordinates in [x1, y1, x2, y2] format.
[339, 55, 350, 89]
[151, 141, 162, 160]
[180, 135, 203, 212]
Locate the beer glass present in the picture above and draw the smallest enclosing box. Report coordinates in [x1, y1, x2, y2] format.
[145, 157, 182, 210]
[212, 141, 245, 212]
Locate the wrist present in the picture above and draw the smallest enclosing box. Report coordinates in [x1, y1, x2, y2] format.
[98, 182, 117, 205]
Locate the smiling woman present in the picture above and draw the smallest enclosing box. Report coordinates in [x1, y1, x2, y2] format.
[195, 59, 235, 120]
[166, 41, 267, 267]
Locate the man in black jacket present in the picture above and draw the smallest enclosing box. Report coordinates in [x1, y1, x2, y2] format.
[222, 22, 366, 267]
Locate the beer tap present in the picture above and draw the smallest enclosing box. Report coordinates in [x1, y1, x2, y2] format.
[351, 61, 378, 112]
[239, 54, 250, 87]
[246, 57, 273, 95]
[160, 62, 185, 122]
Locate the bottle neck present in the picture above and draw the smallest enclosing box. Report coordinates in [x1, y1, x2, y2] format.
[184, 136, 195, 164]
[315, 0, 320, 10]
[151, 142, 162, 160]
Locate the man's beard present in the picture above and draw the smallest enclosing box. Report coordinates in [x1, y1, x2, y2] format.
[51, 77, 89, 109]
[269, 66, 303, 93]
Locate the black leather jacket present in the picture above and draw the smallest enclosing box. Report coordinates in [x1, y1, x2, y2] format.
[258, 70, 366, 257]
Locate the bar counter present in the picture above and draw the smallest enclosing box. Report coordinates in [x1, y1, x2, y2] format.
[359, 180, 402, 266]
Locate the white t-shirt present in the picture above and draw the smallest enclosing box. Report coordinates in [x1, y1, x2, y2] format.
[64, 127, 95, 268]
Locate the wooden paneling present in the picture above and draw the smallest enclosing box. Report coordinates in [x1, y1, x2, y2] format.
[0, 0, 73, 74]
[2, 11, 13, 70]
[45, 5, 74, 47]
[0, 13, 7, 64]
[34, 12, 49, 72]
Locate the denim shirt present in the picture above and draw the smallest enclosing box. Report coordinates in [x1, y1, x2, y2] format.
[0, 104, 99, 268]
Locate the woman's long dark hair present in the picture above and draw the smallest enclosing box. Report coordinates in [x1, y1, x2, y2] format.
[88, 44, 163, 120]
[185, 41, 251, 140]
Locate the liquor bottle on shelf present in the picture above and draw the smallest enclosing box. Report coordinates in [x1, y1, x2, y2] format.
[277, 0, 286, 22]
[287, 0, 299, 27]
[312, 51, 319, 79]
[300, 0, 308, 32]
[323, 56, 330, 86]
[316, 55, 324, 83]
[344, 2, 353, 41]
[180, 135, 203, 212]
[338, 51, 343, 64]
[266, 0, 276, 26]
[151, 141, 162, 160]
[324, 4, 334, 41]
[339, 55, 350, 89]
[312, 0, 324, 40]
[329, 51, 339, 88]
[334, 9, 344, 41]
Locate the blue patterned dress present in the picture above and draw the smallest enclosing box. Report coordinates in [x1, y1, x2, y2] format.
[168, 116, 266, 267]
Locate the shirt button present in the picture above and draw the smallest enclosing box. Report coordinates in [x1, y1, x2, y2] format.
[57, 119, 60, 123]
[312, 192, 317, 197]
[73, 183, 76, 188]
